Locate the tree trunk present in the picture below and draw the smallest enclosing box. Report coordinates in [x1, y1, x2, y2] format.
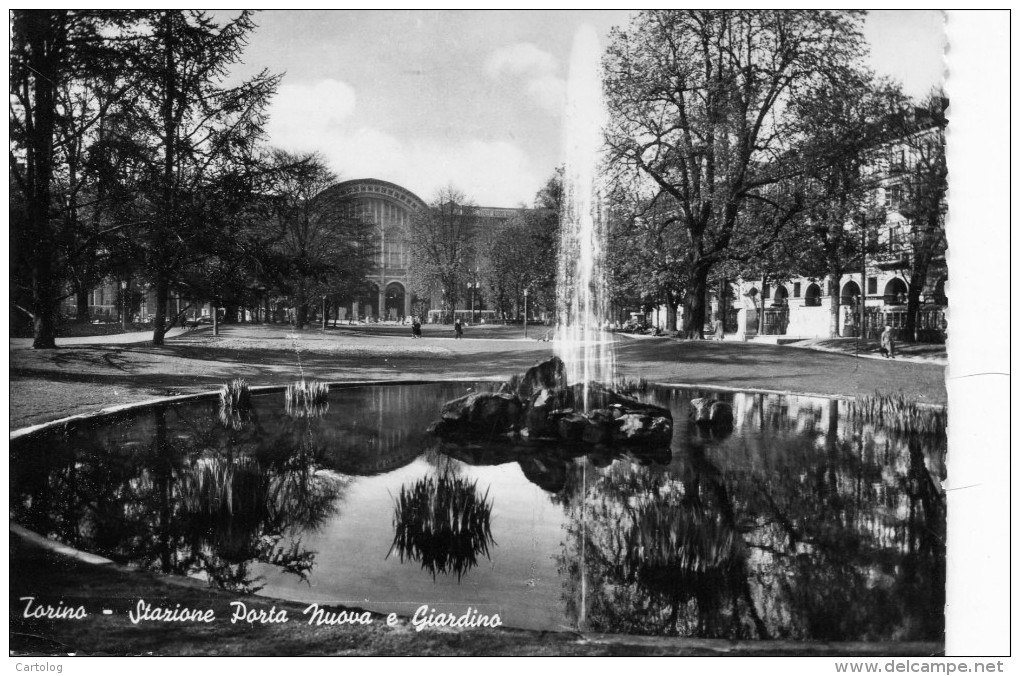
[904, 270, 926, 344]
[682, 265, 710, 339]
[151, 275, 170, 345]
[74, 284, 91, 323]
[758, 274, 767, 336]
[664, 288, 679, 334]
[828, 270, 842, 338]
[24, 13, 65, 349]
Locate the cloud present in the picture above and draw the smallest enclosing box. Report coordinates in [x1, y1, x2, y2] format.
[265, 78, 357, 151]
[330, 132, 542, 207]
[265, 77, 545, 205]
[485, 43, 565, 114]
[485, 42, 558, 79]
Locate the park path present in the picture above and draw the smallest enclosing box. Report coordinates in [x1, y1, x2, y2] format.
[9, 323, 946, 429]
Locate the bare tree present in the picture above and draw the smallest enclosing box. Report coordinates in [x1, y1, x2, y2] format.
[263, 151, 377, 328]
[407, 186, 477, 322]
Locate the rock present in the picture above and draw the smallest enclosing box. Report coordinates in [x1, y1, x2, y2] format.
[557, 412, 589, 441]
[430, 362, 674, 450]
[581, 418, 609, 445]
[690, 397, 734, 429]
[613, 413, 673, 446]
[518, 356, 569, 401]
[436, 391, 523, 436]
[518, 456, 567, 492]
[524, 388, 572, 438]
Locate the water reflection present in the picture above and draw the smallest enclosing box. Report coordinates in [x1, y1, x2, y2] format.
[558, 392, 945, 641]
[388, 472, 496, 581]
[9, 384, 945, 641]
[9, 384, 458, 593]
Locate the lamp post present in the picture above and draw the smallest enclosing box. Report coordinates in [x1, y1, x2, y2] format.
[121, 280, 128, 331]
[523, 288, 529, 340]
[469, 283, 475, 324]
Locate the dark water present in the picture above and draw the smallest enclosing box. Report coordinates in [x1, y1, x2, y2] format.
[10, 383, 946, 641]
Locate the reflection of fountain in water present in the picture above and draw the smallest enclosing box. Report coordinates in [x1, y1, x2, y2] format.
[555, 25, 615, 411]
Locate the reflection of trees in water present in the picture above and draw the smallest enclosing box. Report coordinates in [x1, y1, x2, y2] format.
[388, 472, 495, 581]
[11, 406, 348, 594]
[557, 392, 946, 641]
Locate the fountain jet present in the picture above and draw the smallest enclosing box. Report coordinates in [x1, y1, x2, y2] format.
[556, 25, 615, 411]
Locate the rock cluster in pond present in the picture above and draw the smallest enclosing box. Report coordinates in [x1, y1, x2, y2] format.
[689, 397, 734, 430]
[428, 356, 673, 448]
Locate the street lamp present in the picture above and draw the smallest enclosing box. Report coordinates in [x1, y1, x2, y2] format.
[121, 280, 128, 331]
[523, 288, 529, 340]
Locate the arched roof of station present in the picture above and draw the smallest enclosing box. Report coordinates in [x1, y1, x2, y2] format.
[320, 178, 428, 212]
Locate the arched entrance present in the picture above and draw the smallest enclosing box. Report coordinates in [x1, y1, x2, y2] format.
[933, 277, 947, 305]
[840, 281, 862, 337]
[772, 285, 789, 307]
[804, 283, 822, 307]
[354, 283, 379, 321]
[840, 280, 861, 308]
[385, 282, 406, 321]
[883, 278, 908, 305]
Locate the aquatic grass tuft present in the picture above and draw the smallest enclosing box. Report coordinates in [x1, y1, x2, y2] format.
[218, 379, 253, 429]
[848, 393, 947, 437]
[285, 380, 329, 418]
[615, 377, 649, 395]
[219, 378, 252, 410]
[388, 472, 495, 581]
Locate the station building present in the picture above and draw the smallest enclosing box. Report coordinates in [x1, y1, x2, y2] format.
[62, 178, 532, 325]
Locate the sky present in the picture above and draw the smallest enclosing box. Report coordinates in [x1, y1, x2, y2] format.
[221, 10, 946, 207]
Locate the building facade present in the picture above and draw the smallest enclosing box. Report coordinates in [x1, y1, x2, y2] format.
[650, 113, 947, 343]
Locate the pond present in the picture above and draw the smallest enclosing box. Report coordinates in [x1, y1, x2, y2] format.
[10, 383, 946, 642]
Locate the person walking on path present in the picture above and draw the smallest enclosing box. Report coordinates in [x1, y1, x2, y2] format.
[454, 319, 464, 339]
[411, 317, 422, 339]
[880, 325, 895, 359]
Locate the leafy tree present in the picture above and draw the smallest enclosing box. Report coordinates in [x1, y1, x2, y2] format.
[479, 213, 553, 321]
[10, 10, 138, 347]
[407, 186, 477, 322]
[126, 10, 280, 344]
[783, 75, 907, 336]
[892, 93, 948, 342]
[605, 184, 692, 332]
[604, 10, 867, 337]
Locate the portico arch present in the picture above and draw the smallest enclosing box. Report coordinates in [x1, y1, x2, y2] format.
[883, 278, 908, 305]
[840, 280, 861, 307]
[385, 281, 407, 320]
[804, 283, 822, 307]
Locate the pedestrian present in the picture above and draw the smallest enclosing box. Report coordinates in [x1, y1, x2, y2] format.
[880, 325, 895, 359]
[454, 318, 463, 339]
[714, 317, 725, 341]
[411, 317, 422, 338]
